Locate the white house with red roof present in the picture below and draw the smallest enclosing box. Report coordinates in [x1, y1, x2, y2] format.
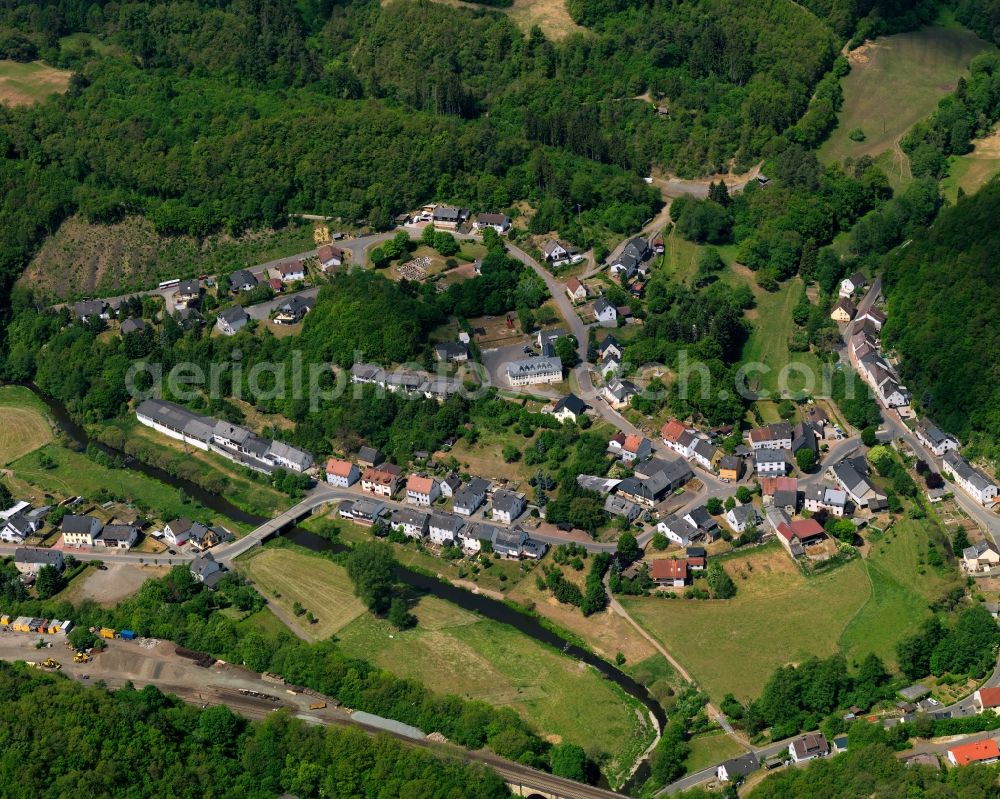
[406, 475, 440, 507]
[565, 277, 587, 303]
[325, 458, 360, 488]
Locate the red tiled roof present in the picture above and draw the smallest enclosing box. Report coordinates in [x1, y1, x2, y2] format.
[661, 419, 685, 443]
[325, 458, 355, 478]
[762, 476, 798, 497]
[623, 434, 644, 453]
[566, 277, 583, 293]
[949, 738, 1000, 765]
[362, 467, 395, 486]
[407, 475, 435, 495]
[979, 687, 1000, 708]
[777, 518, 824, 543]
[686, 557, 706, 568]
[651, 559, 688, 581]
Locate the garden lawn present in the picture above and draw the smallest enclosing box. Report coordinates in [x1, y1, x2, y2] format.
[621, 544, 873, 701]
[238, 547, 366, 641]
[684, 731, 749, 773]
[336, 593, 655, 788]
[0, 386, 53, 464]
[10, 443, 227, 527]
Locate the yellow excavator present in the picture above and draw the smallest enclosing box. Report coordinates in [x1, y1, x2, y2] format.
[73, 651, 90, 664]
[40, 658, 61, 670]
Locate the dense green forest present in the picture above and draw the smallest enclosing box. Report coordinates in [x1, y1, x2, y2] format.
[0, 662, 512, 799]
[882, 180, 1000, 461]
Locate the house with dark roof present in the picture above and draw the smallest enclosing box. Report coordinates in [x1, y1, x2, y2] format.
[317, 244, 344, 270]
[507, 356, 562, 387]
[839, 271, 867, 297]
[718, 454, 741, 481]
[230, 269, 258, 292]
[434, 342, 469, 363]
[120, 317, 147, 336]
[491, 490, 526, 524]
[190, 552, 224, 586]
[831, 460, 880, 507]
[453, 478, 490, 515]
[390, 508, 430, 540]
[604, 495, 642, 522]
[944, 453, 998, 506]
[99, 524, 139, 550]
[174, 279, 202, 308]
[432, 206, 470, 230]
[754, 448, 788, 475]
[789, 733, 829, 763]
[428, 512, 465, 546]
[61, 514, 103, 548]
[74, 299, 110, 321]
[551, 393, 587, 423]
[748, 423, 792, 451]
[725, 504, 761, 533]
[473, 213, 510, 233]
[276, 260, 305, 282]
[915, 419, 960, 457]
[717, 753, 759, 782]
[357, 447, 385, 468]
[593, 297, 617, 326]
[216, 305, 249, 336]
[273, 294, 315, 325]
[657, 515, 696, 546]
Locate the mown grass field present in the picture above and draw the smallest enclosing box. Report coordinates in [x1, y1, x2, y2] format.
[819, 26, 991, 172]
[738, 277, 825, 396]
[10, 443, 226, 527]
[0, 60, 71, 106]
[418, 0, 586, 40]
[0, 385, 53, 464]
[941, 127, 1000, 201]
[238, 547, 366, 641]
[336, 592, 655, 787]
[684, 731, 749, 773]
[625, 516, 958, 702]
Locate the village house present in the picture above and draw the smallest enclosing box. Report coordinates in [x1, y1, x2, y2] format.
[748, 423, 793, 451]
[454, 478, 490, 515]
[536, 327, 567, 355]
[755, 449, 788, 476]
[962, 539, 1000, 573]
[717, 753, 759, 783]
[631, 457, 693, 498]
[164, 518, 206, 547]
[776, 518, 826, 558]
[61, 515, 103, 548]
[915, 419, 960, 456]
[120, 317, 147, 336]
[136, 399, 215, 451]
[551, 393, 587, 424]
[683, 505, 719, 539]
[973, 687, 1000, 714]
[565, 277, 587, 303]
[603, 378, 638, 409]
[174, 279, 202, 309]
[0, 513, 35, 544]
[491, 490, 526, 524]
[604, 495, 642, 522]
[458, 522, 491, 552]
[620, 435, 652, 463]
[326, 458, 360, 488]
[593, 298, 618, 326]
[317, 244, 344, 270]
[351, 363, 385, 386]
[428, 512, 465, 546]
[650, 558, 689, 587]
[944, 453, 999, 506]
[406, 475, 440, 507]
[188, 524, 233, 552]
[791, 421, 820, 458]
[541, 239, 575, 265]
[273, 294, 315, 325]
[276, 260, 306, 283]
[831, 459, 881, 508]
[691, 438, 719, 471]
[473, 212, 510, 234]
[609, 237, 651, 280]
[432, 206, 470, 230]
[100, 524, 139, 550]
[390, 508, 430, 540]
[190, 552, 225, 588]
[74, 299, 110, 321]
[804, 484, 848, 517]
[361, 466, 399, 498]
[440, 474, 462, 499]
[661, 419, 696, 458]
[434, 342, 469, 363]
[830, 297, 858, 322]
[230, 269, 258, 292]
[725, 504, 761, 534]
[789, 733, 830, 763]
[13, 547, 64, 576]
[216, 306, 249, 336]
[599, 348, 621, 377]
[718, 454, 741, 482]
[858, 307, 886, 330]
[947, 739, 1000, 767]
[598, 335, 622, 362]
[839, 271, 867, 297]
[266, 440, 313, 473]
[491, 526, 529, 558]
[507, 356, 563, 387]
[356, 446, 385, 468]
[350, 498, 386, 526]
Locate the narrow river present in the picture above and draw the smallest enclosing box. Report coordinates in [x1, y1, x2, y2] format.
[25, 384, 662, 793]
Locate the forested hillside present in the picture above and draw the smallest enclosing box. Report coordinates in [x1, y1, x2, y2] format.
[0, 663, 511, 799]
[882, 180, 1000, 461]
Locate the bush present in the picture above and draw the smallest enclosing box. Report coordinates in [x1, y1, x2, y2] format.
[848, 127, 866, 142]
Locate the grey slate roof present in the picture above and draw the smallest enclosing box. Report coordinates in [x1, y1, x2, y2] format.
[61, 514, 99, 534]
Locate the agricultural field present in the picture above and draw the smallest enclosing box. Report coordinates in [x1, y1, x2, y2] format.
[9, 443, 232, 529]
[0, 60, 71, 106]
[238, 547, 366, 641]
[621, 544, 872, 701]
[18, 215, 316, 300]
[819, 25, 992, 178]
[0, 385, 53, 465]
[335, 592, 655, 787]
[624, 518, 958, 702]
[684, 731, 749, 773]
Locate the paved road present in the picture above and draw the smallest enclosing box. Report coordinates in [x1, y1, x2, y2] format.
[0, 543, 194, 565]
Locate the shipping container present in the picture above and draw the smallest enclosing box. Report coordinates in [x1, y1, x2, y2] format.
[120, 630, 136, 640]
[99, 628, 116, 639]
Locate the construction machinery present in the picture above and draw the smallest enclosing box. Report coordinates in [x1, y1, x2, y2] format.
[309, 701, 327, 710]
[73, 651, 91, 664]
[40, 658, 61, 670]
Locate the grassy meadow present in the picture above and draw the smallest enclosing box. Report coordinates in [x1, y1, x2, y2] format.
[0, 60, 71, 106]
[0, 386, 54, 465]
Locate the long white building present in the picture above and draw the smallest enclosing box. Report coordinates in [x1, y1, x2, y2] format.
[506, 356, 563, 387]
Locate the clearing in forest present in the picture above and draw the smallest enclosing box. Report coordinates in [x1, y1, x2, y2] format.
[0, 386, 53, 465]
[820, 26, 992, 169]
[0, 60, 71, 106]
